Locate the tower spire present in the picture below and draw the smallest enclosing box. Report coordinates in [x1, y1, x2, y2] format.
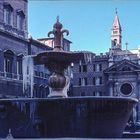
[112, 8, 121, 29]
[115, 8, 118, 15]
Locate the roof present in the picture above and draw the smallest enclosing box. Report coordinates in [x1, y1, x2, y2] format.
[112, 14, 121, 30]
[104, 59, 140, 73]
[31, 39, 52, 50]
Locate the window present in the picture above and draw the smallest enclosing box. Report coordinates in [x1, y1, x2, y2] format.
[82, 78, 87, 86]
[114, 39, 117, 46]
[95, 64, 102, 72]
[81, 92, 85, 96]
[82, 65, 87, 72]
[96, 77, 100, 85]
[99, 77, 102, 85]
[79, 66, 82, 72]
[79, 78, 81, 86]
[99, 64, 102, 71]
[96, 64, 99, 72]
[38, 72, 41, 77]
[79, 65, 87, 72]
[17, 10, 25, 31]
[93, 77, 95, 85]
[93, 77, 102, 85]
[99, 91, 102, 96]
[4, 4, 13, 25]
[120, 83, 133, 96]
[17, 55, 23, 75]
[17, 60, 22, 75]
[93, 92, 96, 96]
[96, 92, 100, 96]
[93, 91, 102, 96]
[5, 58, 12, 73]
[79, 78, 87, 86]
[113, 31, 118, 34]
[4, 50, 14, 74]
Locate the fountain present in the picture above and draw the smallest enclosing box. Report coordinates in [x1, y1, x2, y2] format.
[0, 17, 138, 138]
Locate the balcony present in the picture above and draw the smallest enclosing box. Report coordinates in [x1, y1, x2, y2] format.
[0, 71, 48, 83]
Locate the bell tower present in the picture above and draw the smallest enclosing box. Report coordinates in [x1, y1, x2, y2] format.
[111, 9, 122, 50]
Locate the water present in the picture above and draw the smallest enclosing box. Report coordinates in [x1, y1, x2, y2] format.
[22, 56, 34, 98]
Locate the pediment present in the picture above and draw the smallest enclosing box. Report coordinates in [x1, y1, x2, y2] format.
[104, 59, 140, 73]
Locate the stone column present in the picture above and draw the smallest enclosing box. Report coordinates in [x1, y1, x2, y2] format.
[115, 82, 119, 96]
[109, 82, 113, 96]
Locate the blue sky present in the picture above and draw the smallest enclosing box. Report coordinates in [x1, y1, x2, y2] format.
[28, 0, 140, 54]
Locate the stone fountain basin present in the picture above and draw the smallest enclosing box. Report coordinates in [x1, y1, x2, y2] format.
[33, 51, 85, 65]
[0, 97, 137, 138]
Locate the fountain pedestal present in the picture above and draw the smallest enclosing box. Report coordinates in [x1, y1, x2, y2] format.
[48, 73, 70, 97]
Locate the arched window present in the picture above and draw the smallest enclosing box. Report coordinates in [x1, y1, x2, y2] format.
[114, 39, 117, 46]
[17, 10, 25, 31]
[3, 3, 13, 25]
[4, 50, 14, 76]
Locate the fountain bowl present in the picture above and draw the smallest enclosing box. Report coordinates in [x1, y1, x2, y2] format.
[0, 96, 137, 138]
[34, 51, 85, 65]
